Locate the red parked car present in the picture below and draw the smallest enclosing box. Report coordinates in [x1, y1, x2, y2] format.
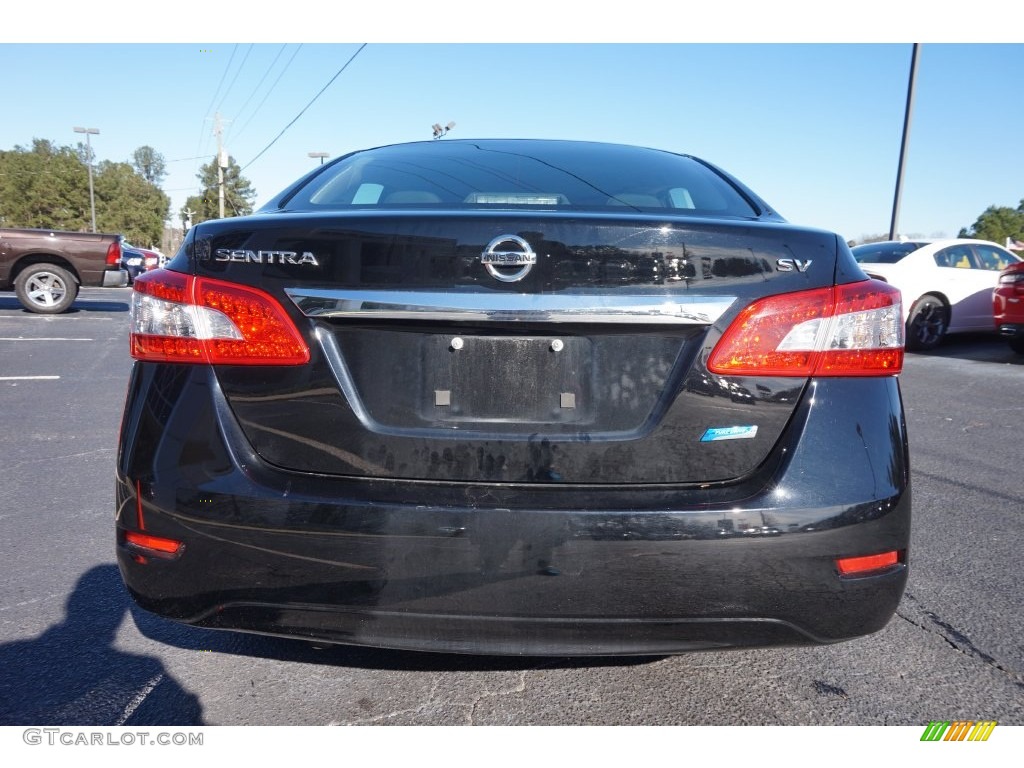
[994, 260, 1024, 354]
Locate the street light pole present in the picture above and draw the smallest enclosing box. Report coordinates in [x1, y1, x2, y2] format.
[308, 152, 329, 165]
[73, 126, 100, 233]
[888, 44, 920, 241]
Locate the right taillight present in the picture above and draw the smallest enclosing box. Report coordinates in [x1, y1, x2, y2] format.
[708, 279, 903, 377]
[106, 240, 122, 267]
[129, 269, 310, 365]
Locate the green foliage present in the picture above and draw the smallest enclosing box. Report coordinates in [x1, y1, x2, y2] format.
[0, 140, 90, 230]
[94, 160, 170, 246]
[131, 146, 167, 186]
[0, 138, 169, 245]
[181, 156, 256, 227]
[959, 202, 1024, 243]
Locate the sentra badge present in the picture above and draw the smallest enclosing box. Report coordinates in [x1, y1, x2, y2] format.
[212, 249, 319, 266]
[481, 235, 537, 283]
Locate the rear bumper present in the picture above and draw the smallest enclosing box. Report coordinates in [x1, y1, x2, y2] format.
[102, 269, 130, 287]
[116, 365, 911, 656]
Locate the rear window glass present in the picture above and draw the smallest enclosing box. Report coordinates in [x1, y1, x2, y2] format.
[851, 242, 927, 264]
[280, 141, 760, 218]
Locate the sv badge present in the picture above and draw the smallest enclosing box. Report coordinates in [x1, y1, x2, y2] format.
[777, 258, 812, 273]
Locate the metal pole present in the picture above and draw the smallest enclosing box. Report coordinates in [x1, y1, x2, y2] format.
[218, 164, 225, 219]
[889, 44, 920, 241]
[85, 133, 97, 233]
[74, 126, 100, 233]
[214, 112, 226, 219]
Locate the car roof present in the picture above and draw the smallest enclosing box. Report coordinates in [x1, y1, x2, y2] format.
[854, 238, 1007, 249]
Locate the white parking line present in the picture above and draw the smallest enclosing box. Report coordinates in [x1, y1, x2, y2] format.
[0, 376, 61, 381]
[0, 337, 94, 341]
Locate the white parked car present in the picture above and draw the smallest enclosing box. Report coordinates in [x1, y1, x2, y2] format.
[851, 239, 1021, 350]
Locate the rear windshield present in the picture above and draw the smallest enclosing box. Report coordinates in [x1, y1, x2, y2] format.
[279, 141, 760, 218]
[851, 242, 927, 264]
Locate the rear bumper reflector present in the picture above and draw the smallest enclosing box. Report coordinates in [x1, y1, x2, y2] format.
[836, 550, 901, 576]
[123, 531, 185, 558]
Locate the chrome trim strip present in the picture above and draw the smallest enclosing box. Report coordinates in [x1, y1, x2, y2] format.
[286, 289, 735, 325]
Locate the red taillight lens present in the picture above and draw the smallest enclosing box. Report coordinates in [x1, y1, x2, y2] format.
[106, 240, 122, 267]
[836, 550, 901, 576]
[129, 269, 310, 365]
[998, 267, 1024, 296]
[124, 530, 184, 556]
[708, 280, 904, 377]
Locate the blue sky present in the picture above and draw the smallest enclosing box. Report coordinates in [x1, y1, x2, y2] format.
[3, 8, 1023, 243]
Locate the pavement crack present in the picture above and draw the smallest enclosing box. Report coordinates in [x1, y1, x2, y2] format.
[467, 670, 529, 725]
[339, 670, 531, 725]
[898, 592, 1024, 689]
[0, 448, 116, 476]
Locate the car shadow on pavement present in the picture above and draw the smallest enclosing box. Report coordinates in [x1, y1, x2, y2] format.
[906, 333, 1024, 365]
[129, 600, 660, 674]
[0, 296, 129, 313]
[0, 565, 204, 725]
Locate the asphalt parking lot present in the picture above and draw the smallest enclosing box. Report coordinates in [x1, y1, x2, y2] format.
[0, 286, 1022, 727]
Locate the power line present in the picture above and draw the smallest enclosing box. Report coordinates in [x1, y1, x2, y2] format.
[190, 45, 239, 188]
[231, 44, 304, 143]
[225, 44, 288, 143]
[216, 44, 254, 116]
[195, 44, 239, 157]
[241, 44, 367, 172]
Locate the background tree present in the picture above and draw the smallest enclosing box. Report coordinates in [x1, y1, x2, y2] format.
[131, 146, 167, 186]
[0, 139, 90, 230]
[958, 203, 1024, 244]
[0, 138, 168, 243]
[181, 155, 256, 226]
[94, 160, 169, 246]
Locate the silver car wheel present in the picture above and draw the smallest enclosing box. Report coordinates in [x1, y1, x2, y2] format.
[26, 271, 68, 308]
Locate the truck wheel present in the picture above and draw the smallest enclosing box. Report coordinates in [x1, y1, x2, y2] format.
[905, 294, 948, 351]
[1009, 336, 1024, 355]
[14, 264, 79, 314]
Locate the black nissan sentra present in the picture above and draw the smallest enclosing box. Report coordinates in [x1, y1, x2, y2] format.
[116, 139, 910, 656]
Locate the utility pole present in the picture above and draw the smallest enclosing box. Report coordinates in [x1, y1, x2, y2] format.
[73, 126, 100, 232]
[889, 44, 920, 241]
[214, 112, 227, 219]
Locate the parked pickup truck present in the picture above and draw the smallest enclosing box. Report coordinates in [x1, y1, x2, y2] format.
[0, 228, 129, 313]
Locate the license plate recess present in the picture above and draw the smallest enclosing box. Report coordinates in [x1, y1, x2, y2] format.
[425, 335, 591, 423]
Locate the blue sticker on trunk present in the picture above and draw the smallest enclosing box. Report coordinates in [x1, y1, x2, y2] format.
[700, 426, 758, 442]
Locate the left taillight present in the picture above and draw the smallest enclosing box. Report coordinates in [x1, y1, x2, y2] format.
[998, 266, 1024, 296]
[129, 269, 310, 365]
[708, 279, 904, 377]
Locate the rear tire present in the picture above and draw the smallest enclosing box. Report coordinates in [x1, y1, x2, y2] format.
[905, 294, 948, 351]
[1009, 336, 1024, 355]
[14, 264, 79, 314]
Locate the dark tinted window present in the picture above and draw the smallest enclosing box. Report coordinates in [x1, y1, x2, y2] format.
[935, 245, 977, 269]
[851, 242, 928, 264]
[281, 141, 760, 218]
